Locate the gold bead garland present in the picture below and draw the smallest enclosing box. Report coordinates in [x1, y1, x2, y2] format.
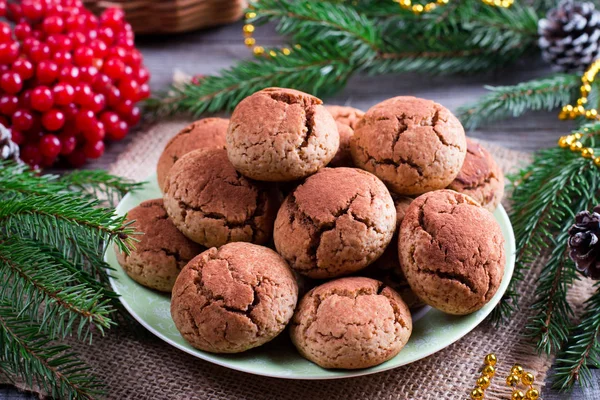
[560, 59, 600, 121]
[393, 0, 514, 14]
[558, 126, 600, 167]
[506, 365, 540, 400]
[243, 10, 297, 58]
[470, 353, 497, 399]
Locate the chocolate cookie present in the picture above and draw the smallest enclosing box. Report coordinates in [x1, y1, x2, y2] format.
[399, 190, 505, 315]
[326, 105, 365, 167]
[290, 277, 412, 369]
[273, 167, 396, 279]
[447, 138, 504, 212]
[156, 118, 228, 192]
[363, 195, 424, 309]
[226, 88, 339, 181]
[115, 199, 203, 292]
[351, 96, 467, 195]
[163, 148, 280, 248]
[171, 243, 298, 353]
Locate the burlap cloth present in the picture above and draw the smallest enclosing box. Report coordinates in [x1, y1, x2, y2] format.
[7, 120, 598, 399]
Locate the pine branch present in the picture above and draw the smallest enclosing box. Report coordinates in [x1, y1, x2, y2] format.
[60, 170, 143, 208]
[0, 301, 103, 400]
[553, 284, 600, 390]
[457, 74, 581, 130]
[0, 236, 115, 341]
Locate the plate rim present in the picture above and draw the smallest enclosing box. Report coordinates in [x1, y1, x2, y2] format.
[107, 176, 516, 380]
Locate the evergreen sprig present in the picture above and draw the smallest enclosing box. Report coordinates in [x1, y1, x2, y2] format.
[149, 0, 541, 116]
[0, 161, 140, 398]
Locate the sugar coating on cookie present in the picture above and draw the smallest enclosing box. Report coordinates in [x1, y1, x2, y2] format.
[290, 277, 412, 369]
[363, 195, 424, 309]
[226, 88, 339, 181]
[351, 96, 467, 195]
[171, 242, 298, 353]
[273, 167, 396, 279]
[326, 105, 365, 168]
[156, 118, 228, 192]
[447, 138, 504, 212]
[398, 190, 505, 315]
[163, 148, 280, 248]
[115, 199, 203, 292]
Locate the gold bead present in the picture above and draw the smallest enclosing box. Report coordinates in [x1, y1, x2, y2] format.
[501, 0, 511, 7]
[578, 97, 588, 105]
[244, 37, 256, 47]
[424, 3, 436, 11]
[471, 388, 485, 400]
[582, 148, 595, 158]
[493, 0, 502, 6]
[269, 50, 277, 57]
[594, 156, 600, 166]
[521, 372, 535, 385]
[585, 72, 595, 83]
[575, 105, 586, 115]
[525, 388, 540, 400]
[294, 44, 302, 49]
[563, 105, 574, 113]
[243, 24, 255, 34]
[581, 84, 592, 94]
[570, 141, 583, 151]
[484, 353, 497, 366]
[282, 47, 291, 56]
[586, 109, 598, 119]
[565, 135, 576, 145]
[559, 111, 568, 120]
[253, 46, 265, 56]
[512, 390, 526, 400]
[245, 11, 257, 19]
[400, 0, 411, 6]
[437, 0, 449, 4]
[558, 136, 569, 148]
[482, 365, 495, 378]
[506, 374, 520, 387]
[574, 132, 583, 139]
[412, 4, 424, 13]
[511, 365, 524, 377]
[476, 376, 490, 390]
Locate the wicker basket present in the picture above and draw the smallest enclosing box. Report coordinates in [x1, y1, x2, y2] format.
[84, 0, 248, 34]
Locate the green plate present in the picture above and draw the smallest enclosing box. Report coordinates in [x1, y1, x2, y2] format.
[106, 175, 516, 380]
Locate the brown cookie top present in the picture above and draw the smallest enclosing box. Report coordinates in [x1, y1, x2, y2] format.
[274, 167, 396, 278]
[171, 242, 298, 353]
[399, 190, 505, 315]
[447, 138, 504, 211]
[290, 277, 412, 369]
[156, 118, 228, 191]
[116, 199, 203, 292]
[326, 105, 364, 130]
[226, 87, 339, 181]
[326, 106, 364, 168]
[163, 148, 280, 247]
[351, 96, 466, 195]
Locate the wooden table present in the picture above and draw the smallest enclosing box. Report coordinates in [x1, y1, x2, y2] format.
[2, 21, 597, 400]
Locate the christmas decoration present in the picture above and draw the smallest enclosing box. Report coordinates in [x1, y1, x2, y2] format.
[538, 1, 600, 72]
[470, 353, 496, 399]
[0, 123, 18, 161]
[0, 160, 141, 398]
[0, 0, 150, 169]
[568, 206, 600, 280]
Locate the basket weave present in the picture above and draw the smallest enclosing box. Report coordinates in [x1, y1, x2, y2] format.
[84, 0, 248, 34]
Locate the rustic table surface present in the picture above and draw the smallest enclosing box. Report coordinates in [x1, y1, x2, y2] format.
[1, 21, 598, 400]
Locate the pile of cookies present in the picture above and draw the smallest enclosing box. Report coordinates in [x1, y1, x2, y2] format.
[116, 88, 506, 370]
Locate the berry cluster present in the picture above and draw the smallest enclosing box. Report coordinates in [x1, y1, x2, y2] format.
[0, 0, 150, 168]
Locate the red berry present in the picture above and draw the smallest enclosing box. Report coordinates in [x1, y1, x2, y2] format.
[12, 109, 34, 131]
[42, 109, 65, 131]
[107, 46, 126, 59]
[74, 46, 94, 66]
[83, 139, 104, 159]
[43, 16, 65, 35]
[0, 42, 19, 64]
[12, 60, 34, 80]
[106, 85, 120, 107]
[101, 8, 125, 30]
[79, 66, 98, 83]
[89, 39, 108, 58]
[74, 83, 93, 106]
[14, 23, 32, 40]
[10, 129, 24, 145]
[0, 72, 23, 94]
[107, 119, 128, 140]
[18, 89, 32, 108]
[67, 150, 86, 167]
[125, 49, 143, 67]
[89, 93, 105, 112]
[21, 1, 44, 21]
[28, 43, 51, 63]
[61, 102, 78, 121]
[21, 144, 42, 167]
[40, 134, 61, 158]
[59, 65, 79, 83]
[0, 22, 12, 42]
[98, 26, 114, 45]
[0, 2, 5, 18]
[47, 34, 72, 52]
[138, 83, 150, 100]
[36, 60, 59, 85]
[59, 134, 76, 155]
[0, 95, 18, 115]
[53, 50, 72, 65]
[85, 14, 99, 30]
[65, 15, 84, 31]
[103, 57, 124, 80]
[68, 31, 86, 47]
[126, 106, 141, 126]
[22, 38, 40, 54]
[52, 82, 74, 105]
[86, 29, 98, 42]
[92, 73, 111, 94]
[119, 79, 139, 101]
[83, 119, 104, 142]
[31, 86, 54, 111]
[75, 108, 95, 132]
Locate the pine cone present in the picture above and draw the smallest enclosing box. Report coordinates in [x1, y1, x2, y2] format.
[0, 124, 19, 163]
[538, 0, 600, 72]
[568, 205, 600, 280]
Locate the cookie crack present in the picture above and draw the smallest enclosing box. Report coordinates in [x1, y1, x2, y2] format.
[420, 268, 477, 293]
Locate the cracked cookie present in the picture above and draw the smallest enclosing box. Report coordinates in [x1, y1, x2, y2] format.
[362, 195, 424, 309]
[170, 242, 298, 353]
[156, 118, 228, 192]
[290, 276, 412, 369]
[447, 138, 504, 212]
[163, 148, 281, 248]
[115, 199, 204, 292]
[226, 87, 339, 181]
[325, 105, 365, 168]
[350, 96, 467, 195]
[398, 190, 505, 315]
[273, 167, 396, 279]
